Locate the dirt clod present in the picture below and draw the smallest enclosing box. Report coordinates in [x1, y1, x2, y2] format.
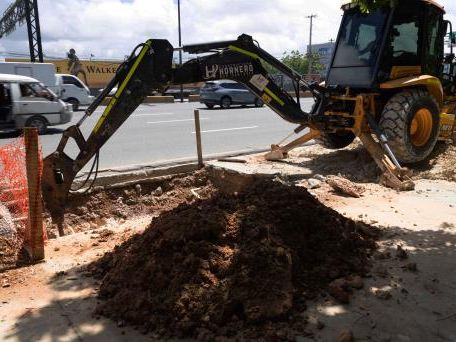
[153, 186, 163, 196]
[338, 329, 355, 342]
[90, 178, 377, 339]
[373, 288, 393, 300]
[327, 176, 365, 198]
[396, 245, 408, 260]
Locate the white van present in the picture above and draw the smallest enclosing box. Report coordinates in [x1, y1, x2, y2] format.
[0, 74, 73, 134]
[55, 73, 94, 111]
[0, 62, 94, 111]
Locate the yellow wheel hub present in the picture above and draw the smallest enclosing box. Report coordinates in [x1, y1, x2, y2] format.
[410, 108, 433, 147]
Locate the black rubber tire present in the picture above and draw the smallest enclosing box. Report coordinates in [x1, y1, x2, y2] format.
[25, 116, 47, 134]
[66, 98, 79, 111]
[255, 98, 264, 107]
[317, 131, 356, 149]
[220, 96, 232, 109]
[205, 103, 214, 109]
[379, 89, 440, 164]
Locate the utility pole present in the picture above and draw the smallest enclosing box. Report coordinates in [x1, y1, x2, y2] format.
[306, 14, 317, 76]
[178, 0, 184, 103]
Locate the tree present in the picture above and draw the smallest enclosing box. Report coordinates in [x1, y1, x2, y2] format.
[350, 0, 398, 13]
[264, 50, 324, 76]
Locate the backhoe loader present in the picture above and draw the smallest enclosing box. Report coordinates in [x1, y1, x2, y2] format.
[42, 0, 455, 225]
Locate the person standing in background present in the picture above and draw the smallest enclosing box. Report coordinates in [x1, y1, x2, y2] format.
[67, 48, 89, 87]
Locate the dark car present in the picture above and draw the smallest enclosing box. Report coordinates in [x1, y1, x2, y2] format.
[199, 80, 264, 109]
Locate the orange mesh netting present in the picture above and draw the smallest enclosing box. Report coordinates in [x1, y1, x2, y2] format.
[0, 135, 45, 242]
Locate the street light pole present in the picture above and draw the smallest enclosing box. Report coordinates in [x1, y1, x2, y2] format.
[178, 0, 184, 103]
[306, 14, 317, 76]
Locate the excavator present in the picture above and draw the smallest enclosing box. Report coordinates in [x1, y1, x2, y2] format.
[42, 0, 455, 225]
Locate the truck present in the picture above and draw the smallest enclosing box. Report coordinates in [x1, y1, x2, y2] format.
[0, 62, 94, 111]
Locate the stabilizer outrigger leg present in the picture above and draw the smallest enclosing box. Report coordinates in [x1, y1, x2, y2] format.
[264, 128, 415, 191]
[264, 128, 321, 161]
[358, 133, 415, 191]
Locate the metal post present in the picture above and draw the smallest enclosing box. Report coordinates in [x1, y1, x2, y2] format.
[306, 14, 317, 76]
[193, 110, 203, 168]
[178, 0, 184, 103]
[24, 1, 35, 63]
[32, 0, 43, 62]
[24, 127, 44, 261]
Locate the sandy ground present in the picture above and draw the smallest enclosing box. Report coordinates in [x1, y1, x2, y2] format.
[305, 179, 456, 341]
[1, 141, 455, 341]
[0, 217, 153, 342]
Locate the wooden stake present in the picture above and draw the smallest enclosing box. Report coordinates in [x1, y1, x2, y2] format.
[24, 128, 45, 261]
[194, 109, 204, 168]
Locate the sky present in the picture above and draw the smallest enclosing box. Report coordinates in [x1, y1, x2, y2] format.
[0, 0, 455, 61]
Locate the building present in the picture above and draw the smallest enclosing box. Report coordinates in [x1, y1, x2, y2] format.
[308, 42, 335, 77]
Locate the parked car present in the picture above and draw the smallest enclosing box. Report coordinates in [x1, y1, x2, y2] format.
[199, 80, 264, 109]
[0, 74, 73, 134]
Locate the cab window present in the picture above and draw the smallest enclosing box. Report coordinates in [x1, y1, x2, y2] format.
[332, 8, 388, 67]
[20, 83, 34, 97]
[221, 83, 246, 90]
[388, 6, 422, 65]
[20, 83, 54, 100]
[62, 76, 84, 88]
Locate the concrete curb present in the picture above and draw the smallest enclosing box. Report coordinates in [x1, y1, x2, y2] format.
[101, 95, 175, 105]
[188, 95, 200, 102]
[72, 148, 270, 191]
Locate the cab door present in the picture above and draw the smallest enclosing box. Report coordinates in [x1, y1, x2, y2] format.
[16, 83, 62, 121]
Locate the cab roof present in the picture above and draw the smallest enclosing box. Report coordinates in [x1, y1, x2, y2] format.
[342, 0, 445, 13]
[0, 73, 39, 83]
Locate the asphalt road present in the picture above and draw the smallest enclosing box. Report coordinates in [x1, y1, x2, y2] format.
[0, 99, 315, 170]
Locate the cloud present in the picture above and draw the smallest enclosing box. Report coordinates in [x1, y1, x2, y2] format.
[0, 0, 454, 60]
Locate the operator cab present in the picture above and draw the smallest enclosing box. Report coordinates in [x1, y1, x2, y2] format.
[327, 0, 448, 90]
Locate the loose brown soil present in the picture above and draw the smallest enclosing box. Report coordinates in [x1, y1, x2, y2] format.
[413, 143, 456, 182]
[45, 170, 214, 236]
[90, 178, 378, 340]
[289, 140, 456, 183]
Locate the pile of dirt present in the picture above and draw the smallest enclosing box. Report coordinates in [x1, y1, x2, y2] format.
[414, 143, 456, 182]
[45, 170, 215, 236]
[90, 178, 378, 340]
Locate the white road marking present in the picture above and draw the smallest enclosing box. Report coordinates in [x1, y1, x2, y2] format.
[147, 118, 208, 124]
[192, 126, 258, 134]
[132, 113, 174, 117]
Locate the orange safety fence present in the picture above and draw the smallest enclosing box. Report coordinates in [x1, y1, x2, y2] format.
[0, 135, 46, 244]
